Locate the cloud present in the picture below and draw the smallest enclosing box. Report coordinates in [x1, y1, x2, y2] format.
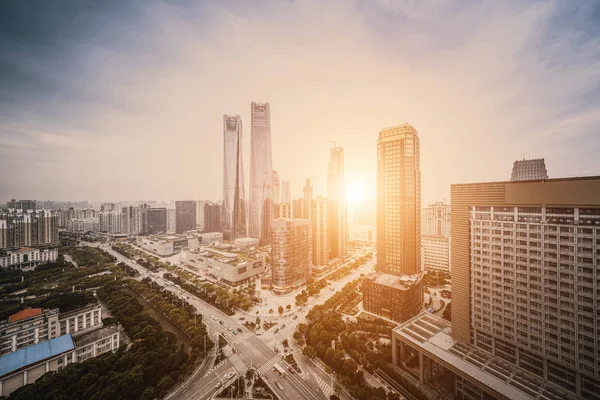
[0, 0, 599, 203]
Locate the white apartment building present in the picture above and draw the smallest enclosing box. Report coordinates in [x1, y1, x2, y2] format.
[422, 201, 451, 237]
[0, 247, 58, 270]
[421, 235, 450, 272]
[0, 304, 102, 355]
[67, 218, 100, 233]
[98, 210, 122, 234]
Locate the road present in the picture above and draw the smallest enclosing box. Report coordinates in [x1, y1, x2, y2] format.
[92, 243, 329, 400]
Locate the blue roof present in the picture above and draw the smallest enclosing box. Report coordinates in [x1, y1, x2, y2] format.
[0, 334, 75, 377]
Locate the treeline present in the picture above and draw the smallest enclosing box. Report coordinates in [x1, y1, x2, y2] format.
[64, 247, 116, 267]
[9, 283, 198, 400]
[131, 278, 214, 354]
[163, 273, 252, 315]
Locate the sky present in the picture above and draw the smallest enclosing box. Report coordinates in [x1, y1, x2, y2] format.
[1, 0, 599, 205]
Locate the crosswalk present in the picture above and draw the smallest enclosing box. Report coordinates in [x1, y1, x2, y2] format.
[256, 355, 283, 376]
[312, 372, 333, 398]
[204, 359, 229, 376]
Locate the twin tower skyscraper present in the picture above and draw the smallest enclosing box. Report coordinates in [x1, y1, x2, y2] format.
[222, 102, 273, 243]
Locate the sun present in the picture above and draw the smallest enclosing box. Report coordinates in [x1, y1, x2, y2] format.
[346, 183, 365, 201]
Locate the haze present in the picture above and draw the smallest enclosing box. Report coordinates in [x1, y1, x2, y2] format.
[1, 0, 599, 204]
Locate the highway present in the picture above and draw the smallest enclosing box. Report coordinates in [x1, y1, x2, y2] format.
[92, 243, 330, 400]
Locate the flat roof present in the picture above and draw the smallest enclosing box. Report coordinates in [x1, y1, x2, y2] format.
[366, 272, 421, 289]
[73, 325, 118, 347]
[393, 313, 572, 400]
[0, 334, 75, 378]
[451, 174, 600, 188]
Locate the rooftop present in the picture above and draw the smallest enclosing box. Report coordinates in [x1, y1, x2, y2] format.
[452, 174, 600, 188]
[8, 308, 42, 323]
[366, 272, 422, 289]
[393, 313, 572, 400]
[0, 334, 75, 378]
[73, 325, 118, 347]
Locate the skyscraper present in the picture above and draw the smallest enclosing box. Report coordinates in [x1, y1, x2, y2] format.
[272, 170, 280, 204]
[147, 208, 167, 234]
[175, 201, 196, 234]
[422, 201, 451, 237]
[327, 145, 347, 260]
[222, 115, 246, 240]
[391, 176, 600, 400]
[249, 102, 274, 244]
[271, 218, 312, 295]
[510, 157, 548, 181]
[303, 178, 313, 220]
[281, 180, 291, 204]
[363, 124, 423, 323]
[421, 201, 451, 272]
[203, 202, 222, 233]
[311, 197, 329, 274]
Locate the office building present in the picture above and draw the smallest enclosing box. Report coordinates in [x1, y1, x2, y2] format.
[292, 198, 306, 219]
[390, 176, 600, 400]
[166, 208, 176, 233]
[0, 247, 58, 270]
[6, 200, 36, 211]
[275, 202, 292, 219]
[327, 145, 348, 260]
[222, 115, 246, 241]
[271, 218, 312, 295]
[196, 200, 205, 230]
[175, 200, 196, 234]
[303, 178, 314, 220]
[181, 244, 265, 286]
[281, 180, 291, 204]
[511, 158, 548, 181]
[0, 210, 59, 250]
[363, 124, 423, 323]
[422, 201, 451, 237]
[311, 197, 329, 274]
[147, 207, 167, 234]
[249, 102, 274, 244]
[204, 202, 222, 234]
[273, 170, 280, 203]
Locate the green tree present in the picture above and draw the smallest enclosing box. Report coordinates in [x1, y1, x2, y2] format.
[278, 305, 284, 315]
[157, 374, 174, 395]
[303, 346, 316, 358]
[342, 358, 358, 377]
[286, 304, 291, 311]
[140, 386, 157, 400]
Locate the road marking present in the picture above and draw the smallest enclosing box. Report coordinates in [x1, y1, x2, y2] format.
[312, 372, 333, 398]
[256, 355, 283, 376]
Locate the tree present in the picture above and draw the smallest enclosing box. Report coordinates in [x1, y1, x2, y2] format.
[443, 302, 452, 321]
[278, 305, 284, 315]
[269, 308, 274, 314]
[303, 346, 316, 358]
[324, 347, 335, 365]
[342, 358, 358, 377]
[157, 374, 174, 395]
[286, 304, 291, 311]
[140, 387, 157, 400]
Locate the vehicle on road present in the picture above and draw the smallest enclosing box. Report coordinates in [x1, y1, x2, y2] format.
[215, 382, 222, 388]
[227, 326, 232, 331]
[274, 329, 279, 334]
[239, 317, 245, 320]
[280, 324, 286, 329]
[274, 364, 285, 376]
[237, 328, 242, 333]
[293, 315, 298, 320]
[220, 320, 224, 325]
[233, 330, 238, 335]
[276, 382, 284, 390]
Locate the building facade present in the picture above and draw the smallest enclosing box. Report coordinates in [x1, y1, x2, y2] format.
[0, 247, 58, 270]
[363, 124, 423, 323]
[0, 210, 59, 250]
[389, 176, 600, 400]
[273, 170, 280, 203]
[311, 197, 329, 272]
[327, 145, 348, 260]
[204, 202, 222, 234]
[275, 203, 292, 219]
[421, 235, 450, 272]
[6, 199, 36, 211]
[222, 114, 246, 241]
[175, 200, 196, 234]
[271, 218, 312, 295]
[147, 207, 167, 234]
[98, 210, 122, 234]
[422, 201, 451, 237]
[510, 158, 548, 181]
[249, 102, 274, 244]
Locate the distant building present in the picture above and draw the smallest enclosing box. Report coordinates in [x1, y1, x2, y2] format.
[510, 157, 548, 181]
[137, 234, 188, 256]
[196, 200, 205, 230]
[249, 102, 274, 244]
[175, 201, 196, 234]
[281, 180, 291, 204]
[0, 210, 59, 250]
[6, 199, 36, 211]
[271, 218, 312, 295]
[121, 204, 148, 234]
[203, 202, 222, 233]
[0, 247, 58, 270]
[357, 199, 376, 226]
[222, 115, 246, 241]
[200, 232, 223, 245]
[421, 235, 450, 272]
[181, 244, 265, 285]
[273, 170, 280, 203]
[292, 198, 307, 219]
[311, 197, 329, 275]
[422, 201, 450, 237]
[349, 224, 375, 243]
[303, 178, 314, 220]
[275, 202, 291, 219]
[166, 208, 176, 233]
[146, 208, 167, 234]
[363, 124, 423, 323]
[327, 145, 348, 261]
[67, 218, 99, 233]
[233, 237, 259, 249]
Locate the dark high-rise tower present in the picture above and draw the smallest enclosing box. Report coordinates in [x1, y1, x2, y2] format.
[175, 201, 196, 234]
[222, 115, 246, 240]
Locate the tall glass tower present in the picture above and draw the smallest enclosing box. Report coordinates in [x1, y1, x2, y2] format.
[222, 114, 246, 240]
[249, 102, 274, 244]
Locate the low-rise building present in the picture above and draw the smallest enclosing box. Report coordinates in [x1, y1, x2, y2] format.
[181, 244, 264, 286]
[362, 272, 423, 323]
[233, 237, 259, 249]
[0, 247, 58, 270]
[0, 326, 120, 397]
[0, 304, 102, 355]
[200, 232, 223, 245]
[137, 234, 188, 256]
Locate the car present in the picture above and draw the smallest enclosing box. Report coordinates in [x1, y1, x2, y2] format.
[210, 314, 214, 319]
[239, 317, 245, 320]
[281, 324, 286, 329]
[237, 328, 242, 333]
[220, 320, 224, 325]
[293, 315, 298, 320]
[227, 327, 233, 331]
[215, 382, 222, 388]
[233, 330, 238, 335]
[274, 328, 279, 334]
[288, 366, 295, 373]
